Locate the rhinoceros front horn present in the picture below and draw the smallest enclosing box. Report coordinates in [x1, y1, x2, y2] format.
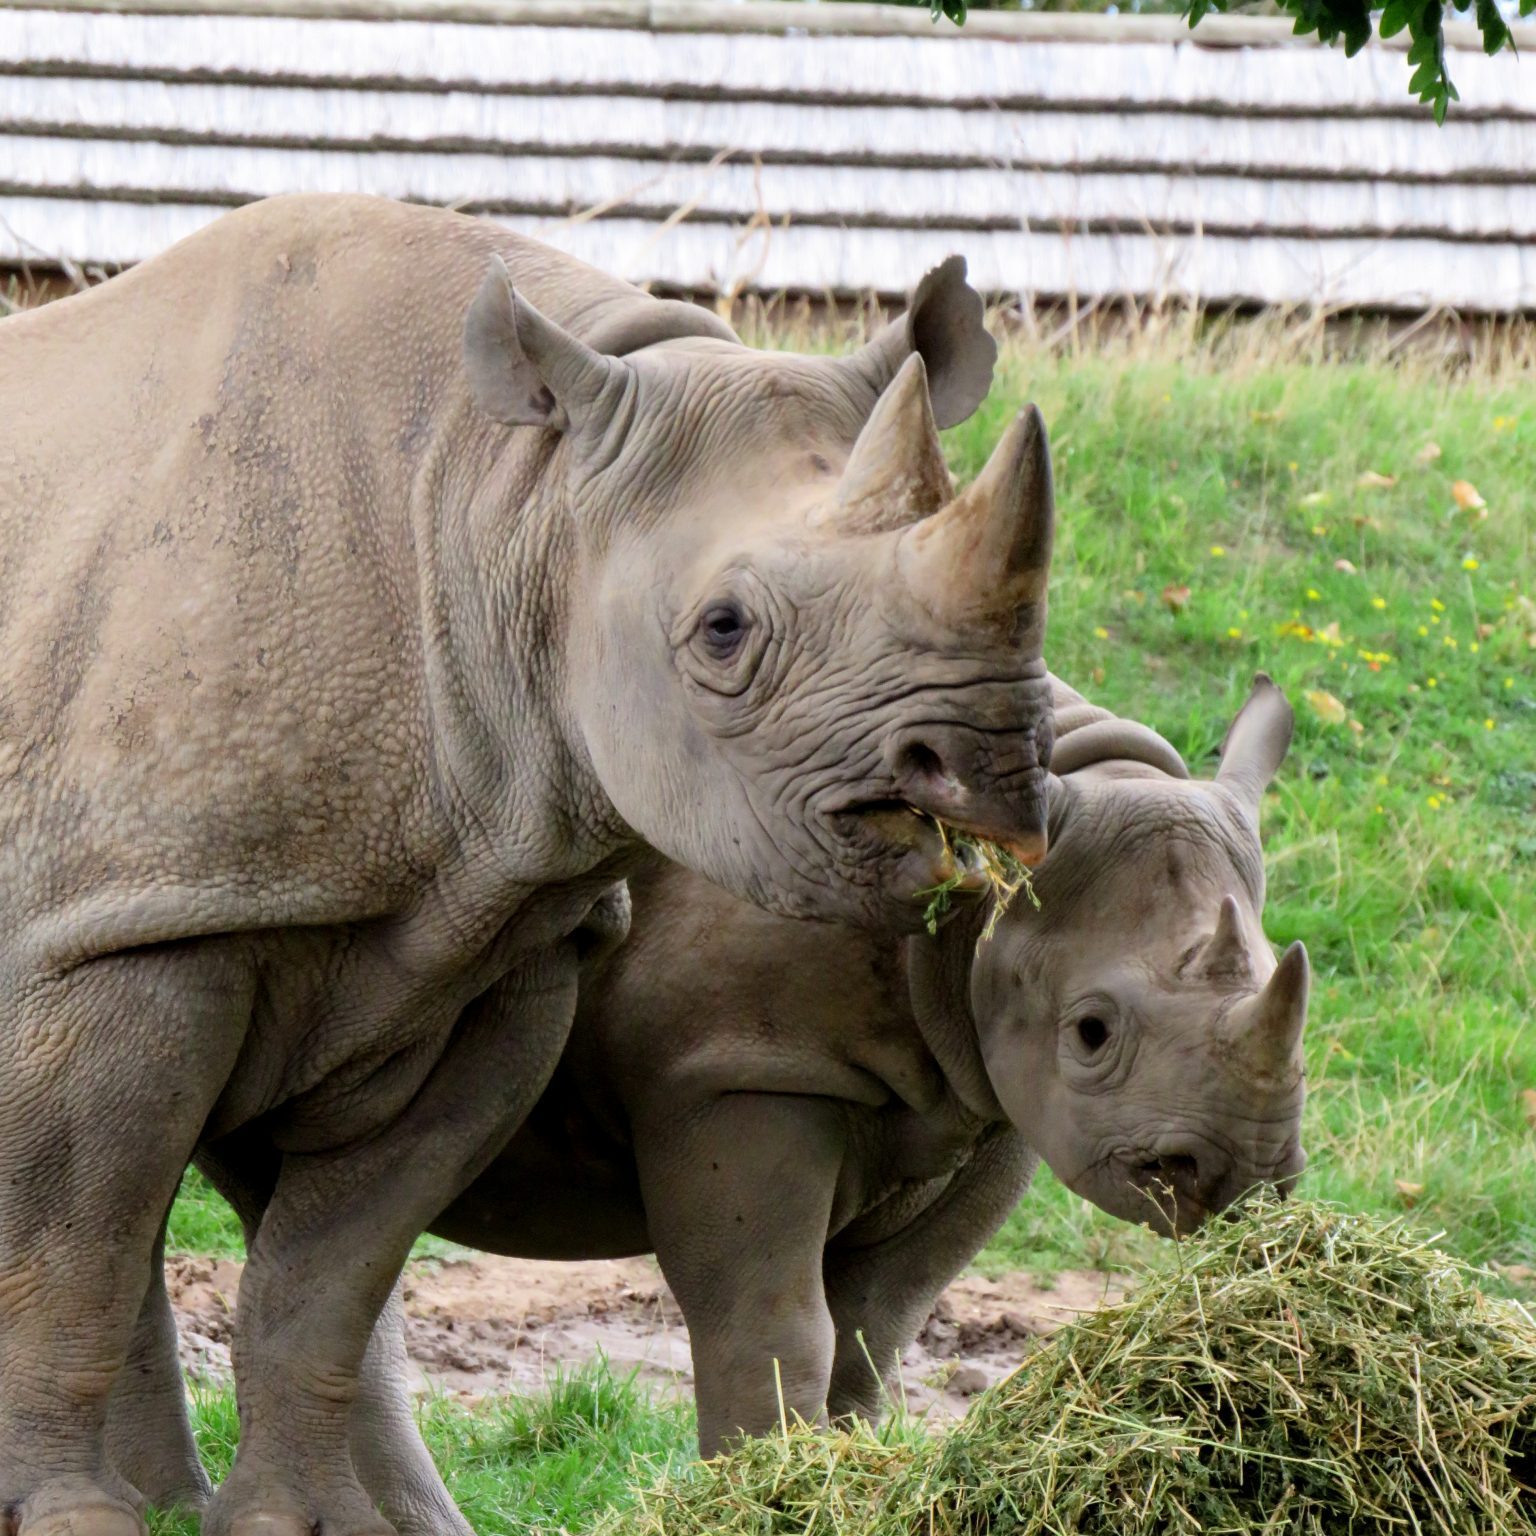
[815, 353, 952, 536]
[895, 404, 1055, 633]
[1231, 940, 1310, 1079]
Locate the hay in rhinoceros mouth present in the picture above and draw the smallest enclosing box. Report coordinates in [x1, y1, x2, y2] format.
[916, 818, 1040, 940]
[610, 1197, 1536, 1536]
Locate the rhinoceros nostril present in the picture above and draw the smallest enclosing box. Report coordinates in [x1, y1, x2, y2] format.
[896, 740, 951, 789]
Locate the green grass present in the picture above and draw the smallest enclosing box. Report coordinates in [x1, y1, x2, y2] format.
[149, 1363, 695, 1536]
[167, 323, 1534, 1288]
[954, 325, 1535, 1286]
[150, 317, 1534, 1533]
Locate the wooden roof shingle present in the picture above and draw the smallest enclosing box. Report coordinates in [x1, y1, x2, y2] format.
[3, 0, 1533, 309]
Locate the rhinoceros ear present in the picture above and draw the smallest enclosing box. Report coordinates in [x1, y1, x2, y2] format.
[463, 256, 624, 431]
[847, 255, 997, 430]
[1216, 674, 1294, 814]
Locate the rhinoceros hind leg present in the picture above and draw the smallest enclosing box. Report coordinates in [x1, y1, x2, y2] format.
[351, 1289, 472, 1536]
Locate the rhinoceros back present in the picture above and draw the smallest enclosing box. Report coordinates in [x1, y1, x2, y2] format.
[0, 195, 660, 936]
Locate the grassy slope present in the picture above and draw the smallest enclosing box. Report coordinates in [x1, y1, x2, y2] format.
[170, 324, 1535, 1283]
[952, 327, 1535, 1282]
[157, 325, 1535, 1532]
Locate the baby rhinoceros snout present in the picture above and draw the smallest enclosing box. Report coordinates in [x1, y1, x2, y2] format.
[886, 722, 1051, 866]
[1135, 1128, 1308, 1236]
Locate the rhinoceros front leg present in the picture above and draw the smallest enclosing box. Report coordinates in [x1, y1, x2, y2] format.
[822, 1127, 1037, 1424]
[0, 941, 252, 1536]
[203, 948, 578, 1536]
[103, 1218, 213, 1515]
[632, 1094, 846, 1457]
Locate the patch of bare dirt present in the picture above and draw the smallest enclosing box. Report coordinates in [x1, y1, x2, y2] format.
[167, 1252, 1124, 1422]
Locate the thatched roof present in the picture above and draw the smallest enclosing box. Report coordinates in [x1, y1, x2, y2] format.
[3, 0, 1533, 310]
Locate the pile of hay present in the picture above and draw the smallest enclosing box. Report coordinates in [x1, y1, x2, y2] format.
[616, 1199, 1536, 1536]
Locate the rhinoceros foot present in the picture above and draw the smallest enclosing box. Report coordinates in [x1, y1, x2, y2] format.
[16, 1489, 145, 1536]
[204, 1478, 396, 1536]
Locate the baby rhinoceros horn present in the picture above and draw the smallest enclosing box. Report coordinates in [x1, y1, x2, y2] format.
[896, 403, 1056, 633]
[1228, 939, 1310, 1082]
[1200, 894, 1254, 983]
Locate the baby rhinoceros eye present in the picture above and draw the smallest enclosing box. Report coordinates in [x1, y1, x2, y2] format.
[698, 601, 748, 661]
[1075, 1016, 1111, 1053]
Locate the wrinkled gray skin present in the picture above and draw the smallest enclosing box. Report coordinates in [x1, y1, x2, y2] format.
[0, 194, 1060, 1536]
[113, 676, 1306, 1529]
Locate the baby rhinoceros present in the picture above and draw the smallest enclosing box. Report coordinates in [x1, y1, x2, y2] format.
[122, 679, 1307, 1530]
[423, 677, 1308, 1462]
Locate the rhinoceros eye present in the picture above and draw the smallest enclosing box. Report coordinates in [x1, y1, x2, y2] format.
[1075, 1016, 1110, 1053]
[698, 601, 748, 661]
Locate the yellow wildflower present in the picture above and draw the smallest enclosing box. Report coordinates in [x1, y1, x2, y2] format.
[1484, 718, 1495, 730]
[1462, 556, 1480, 571]
[1427, 677, 1438, 688]
[1417, 625, 1429, 637]
[1227, 627, 1243, 639]
[1306, 588, 1320, 601]
[1443, 635, 1458, 648]
[1093, 626, 1109, 640]
[1371, 596, 1386, 610]
[1427, 794, 1443, 809]
[1430, 599, 1446, 612]
[1210, 545, 1227, 558]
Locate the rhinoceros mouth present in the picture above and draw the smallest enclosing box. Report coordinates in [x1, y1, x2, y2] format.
[829, 799, 994, 904]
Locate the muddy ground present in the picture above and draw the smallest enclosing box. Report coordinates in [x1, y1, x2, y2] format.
[169, 1252, 1123, 1421]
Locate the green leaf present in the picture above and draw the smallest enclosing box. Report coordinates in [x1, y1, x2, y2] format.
[1380, 0, 1411, 37]
[1476, 0, 1510, 51]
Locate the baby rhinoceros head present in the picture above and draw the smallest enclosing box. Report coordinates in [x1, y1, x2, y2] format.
[970, 677, 1308, 1237]
[462, 256, 1054, 931]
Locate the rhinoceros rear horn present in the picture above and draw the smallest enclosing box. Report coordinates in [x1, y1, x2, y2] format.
[815, 354, 952, 536]
[1216, 674, 1294, 815]
[896, 404, 1054, 633]
[848, 255, 997, 430]
[463, 256, 624, 431]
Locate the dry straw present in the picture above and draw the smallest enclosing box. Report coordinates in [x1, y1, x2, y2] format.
[918, 822, 1040, 940]
[614, 1198, 1536, 1536]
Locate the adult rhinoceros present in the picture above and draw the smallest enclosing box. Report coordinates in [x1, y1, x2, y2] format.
[0, 195, 1055, 1536]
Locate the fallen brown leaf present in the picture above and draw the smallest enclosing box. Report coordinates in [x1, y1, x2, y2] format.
[1394, 1179, 1425, 1206]
[1305, 689, 1347, 725]
[1451, 479, 1486, 511]
[1415, 442, 1442, 465]
[1160, 583, 1192, 614]
[1521, 1088, 1536, 1130]
[1356, 470, 1396, 489]
[1334, 558, 1358, 574]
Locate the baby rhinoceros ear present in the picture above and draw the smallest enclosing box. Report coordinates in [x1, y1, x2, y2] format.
[1216, 673, 1294, 815]
[463, 255, 626, 432]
